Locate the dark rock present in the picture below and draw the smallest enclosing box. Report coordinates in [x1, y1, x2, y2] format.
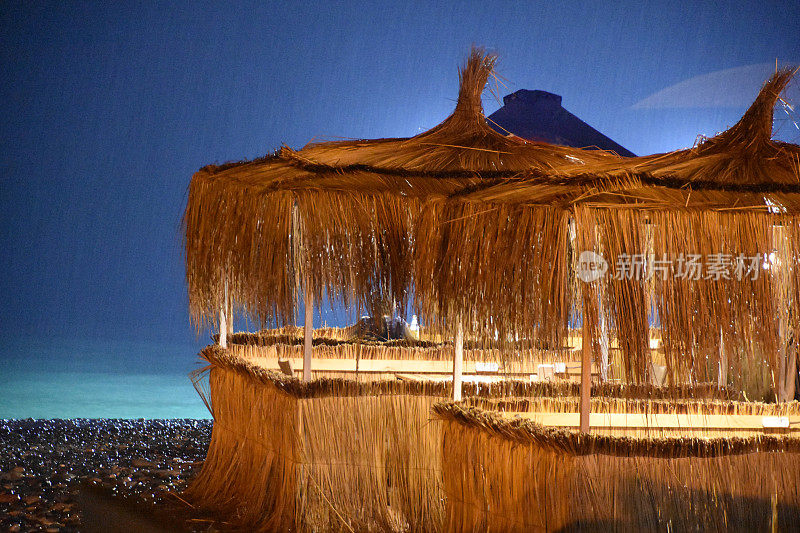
[2, 466, 25, 481]
[132, 458, 156, 468]
[0, 492, 19, 503]
[154, 469, 181, 479]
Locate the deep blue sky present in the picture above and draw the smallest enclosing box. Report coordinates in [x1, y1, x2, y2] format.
[1, 1, 799, 351]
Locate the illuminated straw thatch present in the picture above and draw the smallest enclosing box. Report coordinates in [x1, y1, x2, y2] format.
[186, 353, 445, 531]
[434, 402, 800, 531]
[184, 346, 564, 531]
[183, 46, 800, 529]
[185, 47, 799, 390]
[186, 346, 742, 530]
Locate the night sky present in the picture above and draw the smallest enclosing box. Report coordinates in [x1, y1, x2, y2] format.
[2, 1, 799, 352]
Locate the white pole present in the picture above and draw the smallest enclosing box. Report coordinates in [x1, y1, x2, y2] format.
[303, 278, 313, 382]
[453, 321, 464, 401]
[226, 289, 233, 337]
[219, 281, 228, 349]
[219, 307, 228, 349]
[600, 308, 609, 382]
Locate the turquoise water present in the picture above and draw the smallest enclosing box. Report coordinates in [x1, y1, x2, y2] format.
[0, 338, 212, 419]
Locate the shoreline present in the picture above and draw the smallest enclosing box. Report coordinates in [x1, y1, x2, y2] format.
[0, 418, 212, 532]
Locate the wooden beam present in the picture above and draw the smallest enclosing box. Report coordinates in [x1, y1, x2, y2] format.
[245, 356, 600, 377]
[453, 322, 464, 401]
[303, 280, 313, 383]
[579, 316, 591, 433]
[233, 343, 604, 377]
[504, 412, 800, 431]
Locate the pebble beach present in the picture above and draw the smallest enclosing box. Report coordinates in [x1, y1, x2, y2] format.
[0, 419, 213, 532]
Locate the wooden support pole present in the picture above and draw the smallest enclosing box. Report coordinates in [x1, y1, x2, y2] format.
[778, 318, 787, 402]
[303, 280, 313, 382]
[786, 344, 797, 401]
[719, 330, 726, 385]
[599, 309, 609, 382]
[453, 321, 464, 402]
[219, 306, 228, 349]
[219, 281, 229, 349]
[226, 290, 233, 337]
[579, 316, 591, 433]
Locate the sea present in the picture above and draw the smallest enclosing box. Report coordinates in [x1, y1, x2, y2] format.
[0, 337, 212, 419]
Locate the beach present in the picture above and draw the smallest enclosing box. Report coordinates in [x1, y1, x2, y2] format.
[0, 418, 212, 532]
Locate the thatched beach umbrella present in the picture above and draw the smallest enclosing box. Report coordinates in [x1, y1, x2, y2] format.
[184, 49, 622, 393]
[185, 48, 799, 429]
[446, 66, 800, 404]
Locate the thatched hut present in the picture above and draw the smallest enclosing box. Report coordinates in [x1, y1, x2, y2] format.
[183, 48, 800, 530]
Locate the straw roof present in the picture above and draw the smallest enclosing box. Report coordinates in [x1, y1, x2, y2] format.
[470, 68, 800, 209]
[185, 49, 614, 325]
[185, 48, 800, 385]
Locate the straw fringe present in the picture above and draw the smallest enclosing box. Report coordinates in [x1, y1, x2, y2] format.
[185, 363, 445, 531]
[435, 402, 800, 531]
[188, 348, 782, 531]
